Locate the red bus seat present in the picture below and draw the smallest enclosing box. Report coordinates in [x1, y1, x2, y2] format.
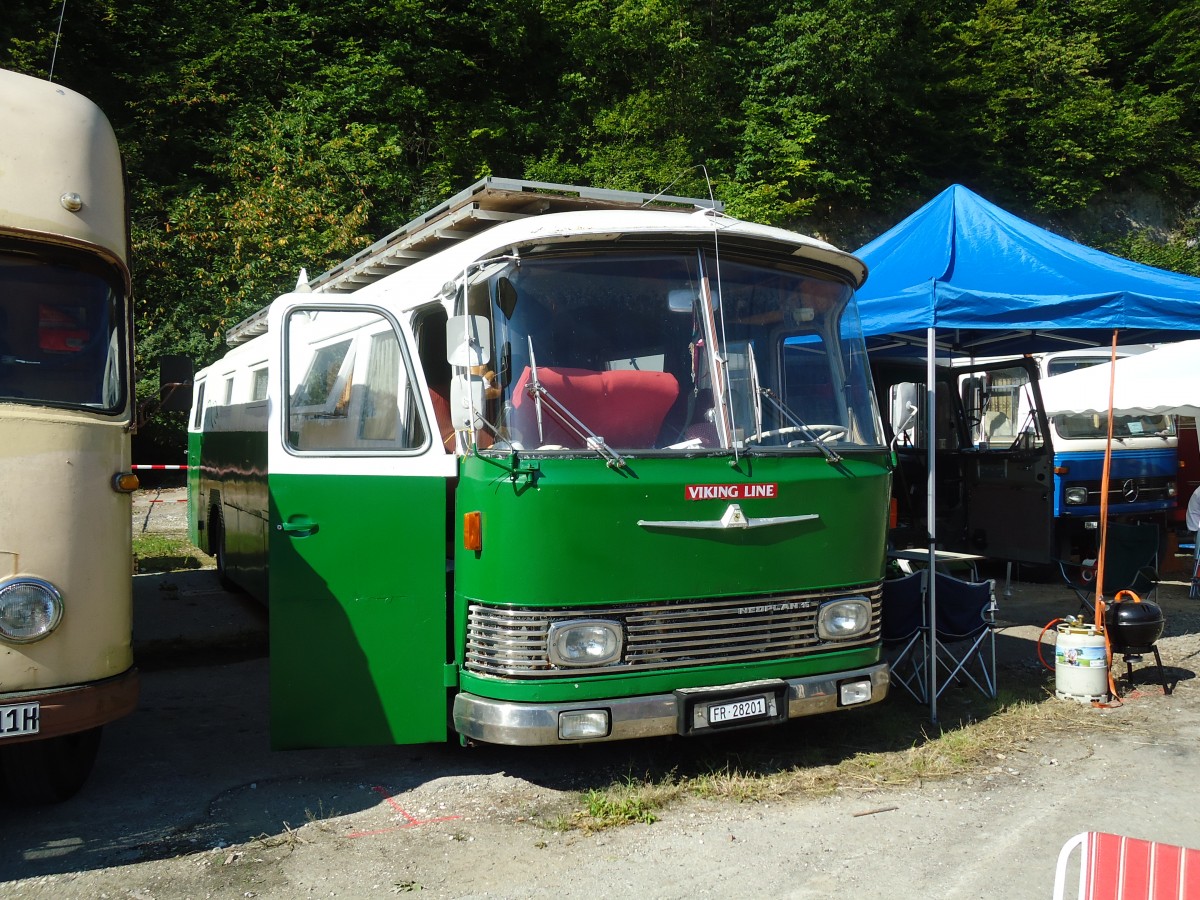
[509, 366, 679, 449]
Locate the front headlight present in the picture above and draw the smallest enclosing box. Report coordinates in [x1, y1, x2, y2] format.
[1065, 486, 1089, 505]
[817, 597, 871, 640]
[0, 578, 64, 643]
[547, 620, 623, 667]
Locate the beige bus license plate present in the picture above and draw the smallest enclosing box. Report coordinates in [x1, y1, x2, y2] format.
[0, 702, 40, 738]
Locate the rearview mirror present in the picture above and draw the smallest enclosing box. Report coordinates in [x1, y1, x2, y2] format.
[449, 372, 487, 431]
[668, 287, 718, 313]
[446, 315, 492, 367]
[667, 289, 696, 313]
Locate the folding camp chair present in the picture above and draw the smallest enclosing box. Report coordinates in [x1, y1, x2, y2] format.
[1192, 540, 1200, 601]
[1059, 522, 1160, 614]
[881, 570, 928, 704]
[1053, 831, 1200, 900]
[1186, 534, 1200, 601]
[931, 572, 997, 700]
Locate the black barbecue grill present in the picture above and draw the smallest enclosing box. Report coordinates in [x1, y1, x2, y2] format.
[1104, 592, 1168, 693]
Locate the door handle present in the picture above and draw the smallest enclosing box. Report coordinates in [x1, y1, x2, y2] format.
[277, 518, 319, 537]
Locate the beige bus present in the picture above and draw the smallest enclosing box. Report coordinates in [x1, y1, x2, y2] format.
[0, 68, 138, 802]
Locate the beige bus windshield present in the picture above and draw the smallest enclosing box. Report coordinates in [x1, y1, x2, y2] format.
[0, 251, 126, 411]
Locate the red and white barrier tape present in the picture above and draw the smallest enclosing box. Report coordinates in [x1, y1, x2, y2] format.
[133, 465, 189, 501]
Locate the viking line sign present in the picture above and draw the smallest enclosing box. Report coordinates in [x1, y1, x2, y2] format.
[684, 483, 778, 501]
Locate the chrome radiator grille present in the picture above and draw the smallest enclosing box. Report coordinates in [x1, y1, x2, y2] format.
[1073, 476, 1175, 506]
[464, 584, 882, 678]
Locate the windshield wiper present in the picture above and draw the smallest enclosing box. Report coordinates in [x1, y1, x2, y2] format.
[526, 338, 626, 468]
[757, 387, 843, 463]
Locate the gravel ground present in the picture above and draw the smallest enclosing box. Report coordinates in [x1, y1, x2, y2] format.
[132, 485, 190, 535]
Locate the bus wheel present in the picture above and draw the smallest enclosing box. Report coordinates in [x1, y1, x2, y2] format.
[210, 507, 236, 592]
[0, 727, 103, 804]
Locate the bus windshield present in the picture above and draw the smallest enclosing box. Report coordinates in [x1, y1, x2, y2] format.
[1052, 412, 1175, 440]
[0, 248, 127, 411]
[470, 248, 881, 454]
[1045, 355, 1175, 441]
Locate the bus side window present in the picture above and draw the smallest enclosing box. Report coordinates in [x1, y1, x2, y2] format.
[414, 305, 455, 449]
[357, 329, 428, 447]
[286, 309, 427, 453]
[192, 381, 206, 429]
[251, 368, 268, 401]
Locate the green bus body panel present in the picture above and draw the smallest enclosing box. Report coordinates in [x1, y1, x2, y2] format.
[189, 427, 270, 599]
[451, 452, 891, 703]
[269, 472, 448, 749]
[455, 453, 891, 602]
[187, 431, 202, 547]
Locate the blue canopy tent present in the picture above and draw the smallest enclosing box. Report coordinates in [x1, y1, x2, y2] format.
[852, 185, 1200, 720]
[855, 184, 1200, 357]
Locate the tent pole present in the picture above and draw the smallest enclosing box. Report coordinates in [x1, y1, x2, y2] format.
[1095, 332, 1119, 625]
[926, 326, 938, 723]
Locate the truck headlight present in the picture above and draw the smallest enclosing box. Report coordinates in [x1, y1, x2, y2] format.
[547, 620, 622, 667]
[1065, 486, 1088, 505]
[0, 578, 64, 643]
[817, 597, 871, 640]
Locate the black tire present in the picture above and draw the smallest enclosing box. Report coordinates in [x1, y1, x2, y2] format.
[0, 727, 103, 804]
[210, 506, 238, 592]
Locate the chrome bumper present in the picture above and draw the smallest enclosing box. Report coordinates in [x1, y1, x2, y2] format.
[452, 663, 889, 745]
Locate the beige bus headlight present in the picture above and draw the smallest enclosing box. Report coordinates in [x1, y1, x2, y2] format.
[547, 620, 622, 667]
[817, 597, 871, 640]
[0, 578, 64, 643]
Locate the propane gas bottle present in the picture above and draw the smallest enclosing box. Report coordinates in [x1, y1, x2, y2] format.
[1055, 622, 1109, 704]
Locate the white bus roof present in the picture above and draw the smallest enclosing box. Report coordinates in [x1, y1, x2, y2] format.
[225, 178, 865, 346]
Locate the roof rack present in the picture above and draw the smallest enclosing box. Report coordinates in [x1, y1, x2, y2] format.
[225, 177, 720, 346]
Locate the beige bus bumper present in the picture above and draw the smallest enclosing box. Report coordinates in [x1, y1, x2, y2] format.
[0, 667, 139, 745]
[452, 663, 889, 746]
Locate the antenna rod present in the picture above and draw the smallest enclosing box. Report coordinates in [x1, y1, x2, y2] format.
[49, 0, 68, 82]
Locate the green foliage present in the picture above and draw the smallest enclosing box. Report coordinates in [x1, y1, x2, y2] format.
[735, 0, 951, 218]
[1102, 225, 1200, 278]
[943, 0, 1196, 209]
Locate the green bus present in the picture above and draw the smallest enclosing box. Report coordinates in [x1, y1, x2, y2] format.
[188, 179, 892, 749]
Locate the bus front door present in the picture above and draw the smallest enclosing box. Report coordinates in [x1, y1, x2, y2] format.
[266, 298, 454, 749]
[959, 361, 1056, 563]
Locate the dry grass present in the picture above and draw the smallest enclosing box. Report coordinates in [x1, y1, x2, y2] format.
[560, 691, 1142, 832]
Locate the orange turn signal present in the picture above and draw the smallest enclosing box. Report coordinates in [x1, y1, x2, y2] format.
[1054, 465, 1070, 476]
[463, 511, 482, 552]
[112, 472, 140, 493]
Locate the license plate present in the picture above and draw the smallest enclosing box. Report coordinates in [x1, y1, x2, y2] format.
[0, 702, 40, 738]
[678, 680, 786, 734]
[707, 695, 767, 724]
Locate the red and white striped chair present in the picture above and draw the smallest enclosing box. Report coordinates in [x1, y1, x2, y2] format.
[1053, 831, 1200, 900]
